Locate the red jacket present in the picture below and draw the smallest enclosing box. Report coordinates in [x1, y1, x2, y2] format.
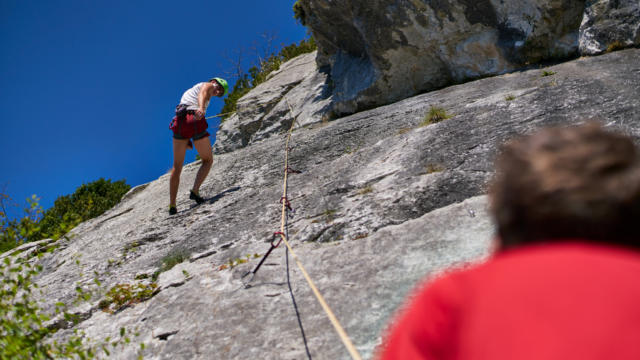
[380, 242, 640, 360]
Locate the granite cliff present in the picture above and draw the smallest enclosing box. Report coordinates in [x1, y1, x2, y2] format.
[294, 0, 639, 116]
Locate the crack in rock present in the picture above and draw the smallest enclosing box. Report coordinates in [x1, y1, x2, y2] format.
[220, 242, 234, 250]
[95, 207, 134, 228]
[154, 329, 179, 341]
[47, 308, 94, 331]
[190, 249, 218, 262]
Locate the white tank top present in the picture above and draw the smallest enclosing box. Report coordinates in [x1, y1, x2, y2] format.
[179, 82, 210, 111]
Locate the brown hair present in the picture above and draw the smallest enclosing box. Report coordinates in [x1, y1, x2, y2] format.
[489, 122, 640, 250]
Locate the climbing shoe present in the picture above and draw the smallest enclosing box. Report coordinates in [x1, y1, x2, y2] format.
[190, 190, 205, 205]
[169, 205, 177, 215]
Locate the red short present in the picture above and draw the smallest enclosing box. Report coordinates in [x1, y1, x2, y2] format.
[170, 112, 209, 140]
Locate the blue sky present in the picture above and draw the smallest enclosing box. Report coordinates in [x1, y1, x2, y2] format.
[0, 0, 308, 219]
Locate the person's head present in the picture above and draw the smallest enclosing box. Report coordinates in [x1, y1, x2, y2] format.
[489, 122, 640, 250]
[209, 77, 229, 97]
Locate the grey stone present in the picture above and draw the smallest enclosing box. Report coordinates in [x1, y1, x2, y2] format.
[297, 0, 588, 116]
[0, 238, 54, 260]
[5, 49, 639, 359]
[215, 2, 639, 153]
[214, 52, 332, 154]
[579, 0, 640, 54]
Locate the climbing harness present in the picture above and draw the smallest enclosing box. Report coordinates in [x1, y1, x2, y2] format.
[242, 100, 363, 360]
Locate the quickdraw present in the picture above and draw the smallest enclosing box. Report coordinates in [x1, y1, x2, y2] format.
[280, 197, 293, 211]
[242, 232, 286, 279]
[285, 166, 301, 174]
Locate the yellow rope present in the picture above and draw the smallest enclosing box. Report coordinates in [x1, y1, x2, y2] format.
[206, 97, 282, 120]
[276, 101, 363, 360]
[205, 111, 235, 120]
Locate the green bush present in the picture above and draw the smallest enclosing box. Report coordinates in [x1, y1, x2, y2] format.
[159, 249, 190, 273]
[1, 255, 138, 358]
[606, 41, 625, 53]
[35, 178, 130, 242]
[280, 37, 317, 61]
[420, 106, 452, 126]
[219, 37, 317, 121]
[1, 178, 130, 253]
[150, 248, 192, 282]
[99, 283, 158, 314]
[0, 195, 42, 254]
[1, 230, 94, 359]
[293, 1, 307, 26]
[1, 186, 139, 357]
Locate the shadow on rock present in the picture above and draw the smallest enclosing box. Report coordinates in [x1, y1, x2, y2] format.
[206, 186, 241, 204]
[184, 186, 242, 211]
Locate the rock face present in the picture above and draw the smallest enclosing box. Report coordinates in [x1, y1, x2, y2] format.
[11, 48, 639, 359]
[214, 52, 332, 154]
[293, 0, 639, 117]
[215, 1, 639, 153]
[579, 0, 640, 54]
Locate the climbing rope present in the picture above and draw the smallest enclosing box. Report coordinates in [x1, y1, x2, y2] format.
[205, 111, 235, 120]
[206, 97, 284, 120]
[247, 100, 363, 360]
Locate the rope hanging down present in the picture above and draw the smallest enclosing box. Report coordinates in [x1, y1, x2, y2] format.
[246, 100, 363, 360]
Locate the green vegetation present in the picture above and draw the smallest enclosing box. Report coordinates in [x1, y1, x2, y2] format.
[358, 185, 373, 195]
[123, 240, 141, 255]
[98, 283, 158, 314]
[1, 194, 43, 253]
[541, 70, 556, 77]
[345, 140, 365, 155]
[322, 209, 337, 223]
[1, 255, 98, 359]
[218, 253, 261, 271]
[37, 178, 130, 241]
[0, 181, 143, 357]
[309, 208, 338, 224]
[1, 206, 144, 357]
[352, 232, 369, 240]
[1, 257, 144, 358]
[505, 94, 516, 101]
[1, 178, 130, 253]
[420, 106, 452, 126]
[606, 41, 625, 53]
[425, 163, 446, 174]
[158, 249, 190, 273]
[149, 248, 192, 282]
[219, 37, 317, 121]
[293, 1, 307, 26]
[134, 273, 149, 280]
[345, 145, 358, 154]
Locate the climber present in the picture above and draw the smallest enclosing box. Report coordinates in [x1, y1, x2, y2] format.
[380, 122, 640, 359]
[168, 77, 228, 215]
